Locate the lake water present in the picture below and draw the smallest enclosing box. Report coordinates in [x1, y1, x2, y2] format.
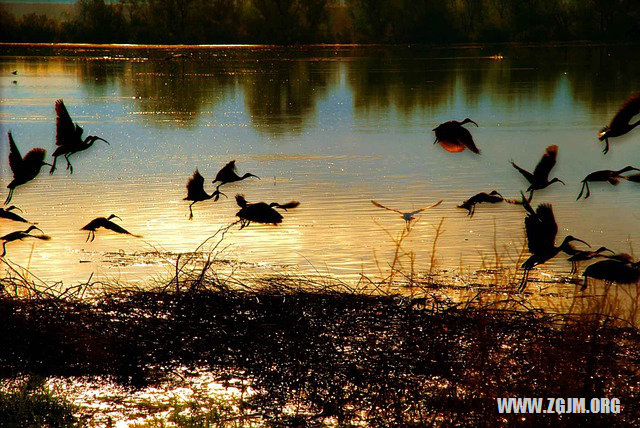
[1, 44, 640, 286]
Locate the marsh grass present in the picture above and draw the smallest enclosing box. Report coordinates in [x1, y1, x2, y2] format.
[1, 224, 640, 425]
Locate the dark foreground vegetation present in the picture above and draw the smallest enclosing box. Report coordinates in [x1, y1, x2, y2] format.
[1, 0, 640, 45]
[1, 272, 640, 426]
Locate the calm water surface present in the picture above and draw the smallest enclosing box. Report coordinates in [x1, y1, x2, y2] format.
[1, 44, 640, 285]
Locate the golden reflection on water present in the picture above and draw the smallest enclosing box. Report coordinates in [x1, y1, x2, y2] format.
[2, 45, 640, 286]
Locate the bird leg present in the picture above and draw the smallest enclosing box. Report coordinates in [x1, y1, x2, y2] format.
[49, 156, 58, 174]
[581, 276, 589, 291]
[91, 231, 96, 242]
[518, 269, 530, 293]
[65, 154, 73, 174]
[85, 232, 91, 242]
[570, 261, 577, 275]
[603, 139, 610, 154]
[188, 202, 195, 220]
[577, 181, 588, 200]
[0, 242, 5, 258]
[4, 189, 13, 205]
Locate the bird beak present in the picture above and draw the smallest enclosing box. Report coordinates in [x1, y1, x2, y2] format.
[8, 206, 22, 213]
[43, 162, 53, 167]
[33, 226, 43, 234]
[468, 120, 479, 127]
[96, 137, 110, 145]
[112, 215, 122, 221]
[572, 238, 590, 248]
[558, 179, 566, 185]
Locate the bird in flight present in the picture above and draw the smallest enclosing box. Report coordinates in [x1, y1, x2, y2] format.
[235, 194, 299, 229]
[599, 92, 640, 154]
[50, 99, 109, 174]
[212, 160, 259, 191]
[1, 225, 51, 258]
[0, 206, 31, 224]
[184, 169, 225, 220]
[5, 131, 51, 205]
[81, 214, 141, 242]
[371, 200, 443, 230]
[432, 118, 480, 154]
[577, 166, 640, 199]
[511, 145, 564, 200]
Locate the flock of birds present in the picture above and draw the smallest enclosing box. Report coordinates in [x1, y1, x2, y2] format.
[3, 91, 640, 293]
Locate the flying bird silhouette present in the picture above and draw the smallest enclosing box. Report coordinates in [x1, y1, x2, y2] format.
[433, 118, 480, 154]
[371, 200, 443, 230]
[235, 194, 299, 229]
[518, 194, 588, 292]
[577, 166, 640, 199]
[567, 246, 614, 274]
[50, 99, 109, 174]
[81, 214, 141, 242]
[582, 258, 640, 290]
[0, 206, 30, 224]
[457, 191, 527, 217]
[511, 145, 564, 200]
[599, 93, 640, 154]
[212, 160, 259, 191]
[5, 131, 51, 205]
[0, 225, 50, 258]
[184, 169, 226, 220]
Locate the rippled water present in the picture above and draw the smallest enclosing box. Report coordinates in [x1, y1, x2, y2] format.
[1, 44, 640, 285]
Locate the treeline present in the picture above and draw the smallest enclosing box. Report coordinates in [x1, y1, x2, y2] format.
[1, 0, 640, 44]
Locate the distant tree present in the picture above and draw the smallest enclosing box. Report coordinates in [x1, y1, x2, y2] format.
[245, 0, 330, 43]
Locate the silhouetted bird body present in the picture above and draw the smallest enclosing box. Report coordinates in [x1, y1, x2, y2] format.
[577, 166, 640, 199]
[511, 145, 564, 200]
[458, 191, 529, 217]
[81, 214, 140, 242]
[212, 160, 259, 190]
[582, 259, 640, 290]
[372, 199, 443, 230]
[0, 225, 50, 257]
[518, 195, 588, 292]
[5, 131, 50, 205]
[567, 246, 614, 274]
[432, 118, 480, 154]
[599, 93, 640, 154]
[458, 191, 501, 217]
[50, 99, 109, 174]
[0, 206, 30, 224]
[235, 194, 299, 229]
[184, 169, 225, 220]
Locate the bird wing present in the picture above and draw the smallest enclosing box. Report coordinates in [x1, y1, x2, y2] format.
[7, 132, 22, 173]
[55, 99, 80, 147]
[455, 127, 480, 154]
[102, 219, 136, 236]
[511, 161, 534, 183]
[186, 169, 204, 198]
[410, 200, 443, 215]
[371, 200, 403, 215]
[533, 145, 558, 180]
[610, 93, 640, 128]
[525, 203, 557, 255]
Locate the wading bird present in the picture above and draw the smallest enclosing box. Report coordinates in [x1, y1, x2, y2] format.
[5, 131, 51, 205]
[599, 93, 640, 154]
[81, 214, 141, 242]
[50, 99, 109, 174]
[212, 160, 259, 191]
[235, 194, 299, 229]
[567, 246, 614, 274]
[511, 145, 564, 200]
[0, 206, 30, 224]
[371, 199, 443, 230]
[518, 194, 589, 292]
[0, 225, 50, 258]
[184, 169, 226, 220]
[457, 191, 527, 217]
[577, 166, 640, 199]
[432, 118, 480, 154]
[582, 258, 640, 290]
